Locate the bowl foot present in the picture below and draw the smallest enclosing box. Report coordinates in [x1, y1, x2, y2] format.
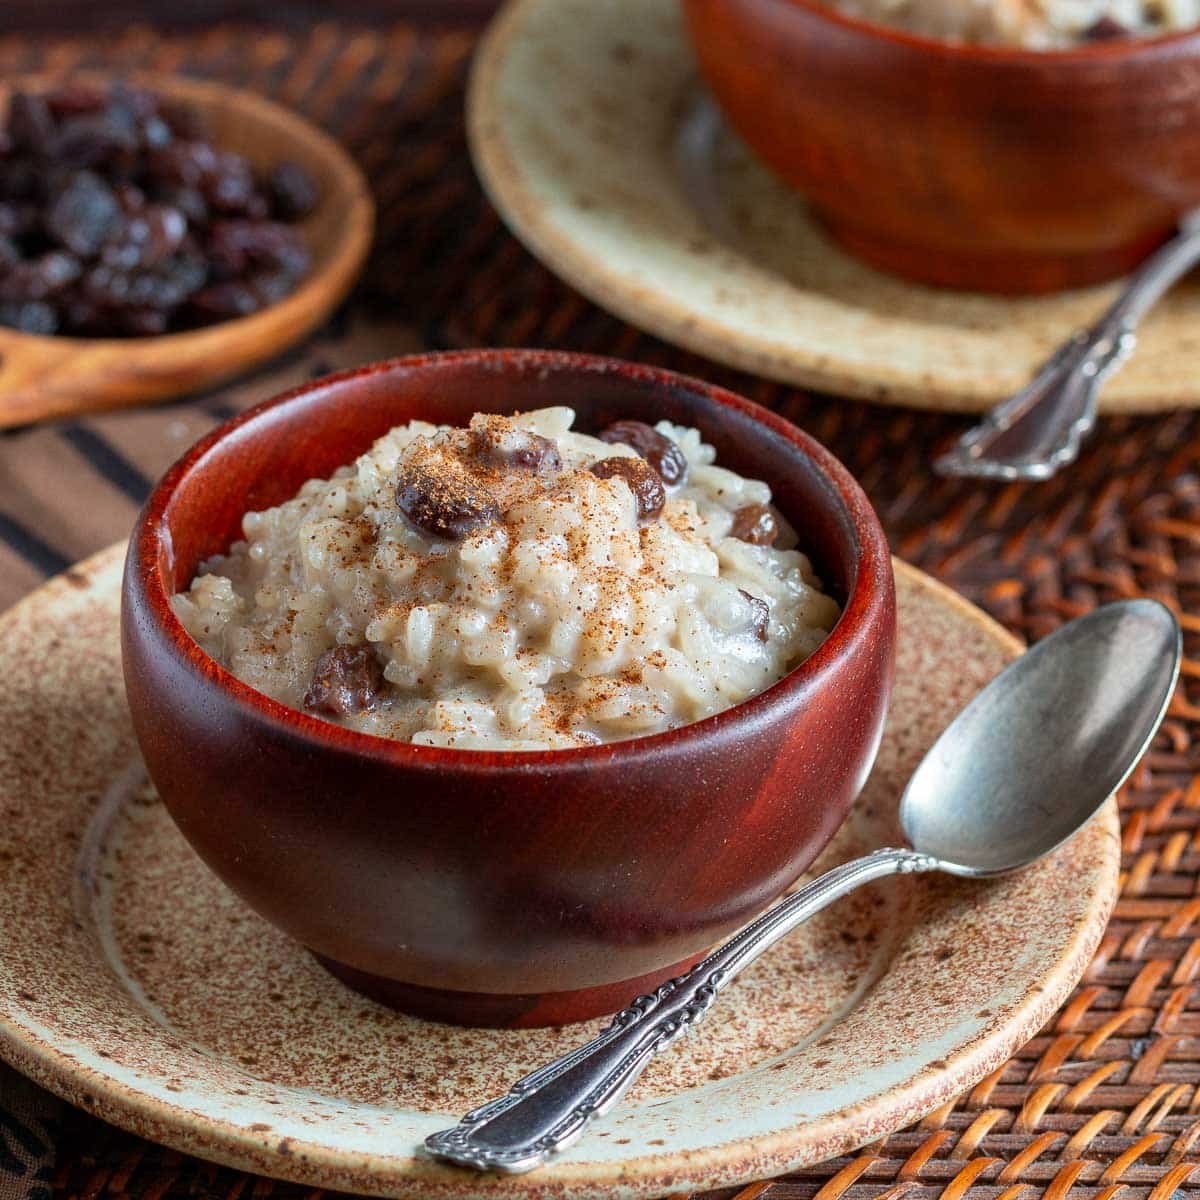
[819, 215, 1171, 294]
[312, 952, 706, 1028]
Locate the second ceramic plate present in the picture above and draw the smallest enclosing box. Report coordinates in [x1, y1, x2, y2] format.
[0, 546, 1118, 1199]
[469, 0, 1200, 413]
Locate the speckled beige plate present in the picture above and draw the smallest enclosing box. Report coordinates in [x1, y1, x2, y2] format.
[469, 0, 1200, 414]
[0, 545, 1118, 1200]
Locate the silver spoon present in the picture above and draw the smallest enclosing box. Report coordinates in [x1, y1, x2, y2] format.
[425, 599, 1181, 1174]
[935, 212, 1200, 481]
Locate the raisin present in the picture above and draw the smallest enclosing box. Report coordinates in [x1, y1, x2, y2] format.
[187, 281, 260, 322]
[8, 93, 56, 157]
[132, 253, 207, 308]
[101, 205, 186, 270]
[304, 645, 385, 717]
[729, 504, 779, 546]
[45, 172, 120, 256]
[144, 205, 188, 261]
[396, 462, 501, 540]
[61, 294, 103, 333]
[0, 252, 81, 302]
[100, 219, 149, 271]
[80, 263, 130, 307]
[1, 162, 42, 202]
[0, 300, 57, 334]
[114, 182, 146, 213]
[0, 203, 29, 237]
[1083, 14, 1129, 37]
[248, 270, 295, 306]
[51, 115, 139, 169]
[205, 151, 256, 214]
[109, 83, 160, 122]
[153, 184, 207, 226]
[147, 140, 217, 189]
[590, 455, 667, 521]
[509, 435, 561, 471]
[46, 84, 107, 119]
[9, 204, 39, 236]
[160, 102, 206, 141]
[243, 191, 270, 221]
[471, 425, 563, 472]
[138, 115, 173, 151]
[598, 420, 688, 486]
[208, 219, 309, 278]
[83, 251, 204, 312]
[204, 226, 246, 278]
[37, 251, 82, 292]
[119, 306, 169, 336]
[739, 589, 770, 642]
[268, 161, 319, 220]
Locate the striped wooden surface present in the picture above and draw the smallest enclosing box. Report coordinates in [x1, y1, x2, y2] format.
[1, 16, 1200, 1200]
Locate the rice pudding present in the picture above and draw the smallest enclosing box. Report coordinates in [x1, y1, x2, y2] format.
[173, 407, 840, 750]
[826, 0, 1198, 45]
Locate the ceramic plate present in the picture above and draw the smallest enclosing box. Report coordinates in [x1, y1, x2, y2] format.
[0, 545, 1118, 1199]
[468, 0, 1200, 414]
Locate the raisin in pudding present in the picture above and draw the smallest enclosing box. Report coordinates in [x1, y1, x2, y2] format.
[173, 408, 840, 750]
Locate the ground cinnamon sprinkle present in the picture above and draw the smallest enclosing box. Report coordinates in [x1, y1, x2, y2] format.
[175, 408, 841, 749]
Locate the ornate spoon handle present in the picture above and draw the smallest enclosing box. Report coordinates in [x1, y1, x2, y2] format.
[935, 214, 1200, 482]
[424, 847, 938, 1174]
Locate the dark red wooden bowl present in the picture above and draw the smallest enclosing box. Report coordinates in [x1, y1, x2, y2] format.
[682, 0, 1200, 293]
[121, 350, 896, 1028]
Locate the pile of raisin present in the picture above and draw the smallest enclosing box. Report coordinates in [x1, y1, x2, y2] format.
[0, 82, 319, 338]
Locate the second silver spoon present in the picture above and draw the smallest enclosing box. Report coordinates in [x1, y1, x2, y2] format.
[935, 213, 1200, 481]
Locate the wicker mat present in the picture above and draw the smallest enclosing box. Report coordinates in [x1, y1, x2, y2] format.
[1, 17, 1199, 1200]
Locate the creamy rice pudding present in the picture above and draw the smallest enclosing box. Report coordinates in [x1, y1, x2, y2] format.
[173, 408, 840, 750]
[827, 0, 1197, 45]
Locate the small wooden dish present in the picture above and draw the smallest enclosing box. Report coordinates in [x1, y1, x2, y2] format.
[0, 74, 374, 429]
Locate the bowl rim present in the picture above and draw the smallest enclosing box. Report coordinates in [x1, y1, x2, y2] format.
[128, 348, 894, 774]
[767, 0, 1200, 61]
[0, 69, 374, 354]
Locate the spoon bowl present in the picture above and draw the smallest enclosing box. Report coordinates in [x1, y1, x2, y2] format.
[901, 598, 1181, 877]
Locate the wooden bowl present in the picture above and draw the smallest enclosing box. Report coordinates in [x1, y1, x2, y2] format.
[682, 0, 1200, 293]
[0, 74, 374, 428]
[121, 350, 896, 1028]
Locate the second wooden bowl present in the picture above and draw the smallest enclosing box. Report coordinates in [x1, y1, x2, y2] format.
[683, 0, 1200, 294]
[0, 74, 374, 429]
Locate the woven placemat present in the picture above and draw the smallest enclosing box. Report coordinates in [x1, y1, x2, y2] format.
[0, 15, 1199, 1200]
